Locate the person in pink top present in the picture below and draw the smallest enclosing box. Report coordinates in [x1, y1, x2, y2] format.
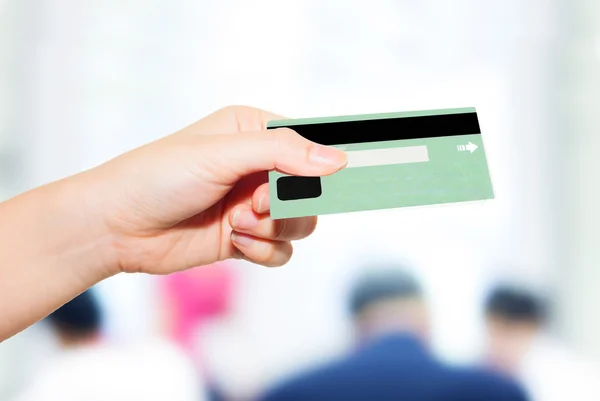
[160, 261, 235, 360]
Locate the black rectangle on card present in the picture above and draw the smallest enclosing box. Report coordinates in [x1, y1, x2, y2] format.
[276, 176, 322, 201]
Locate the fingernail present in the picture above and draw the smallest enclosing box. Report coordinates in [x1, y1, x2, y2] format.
[256, 194, 268, 214]
[231, 209, 259, 230]
[231, 232, 254, 247]
[308, 145, 347, 168]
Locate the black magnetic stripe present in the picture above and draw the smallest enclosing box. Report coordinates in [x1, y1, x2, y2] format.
[267, 112, 480, 146]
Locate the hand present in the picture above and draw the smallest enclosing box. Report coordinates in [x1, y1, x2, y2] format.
[89, 106, 347, 274]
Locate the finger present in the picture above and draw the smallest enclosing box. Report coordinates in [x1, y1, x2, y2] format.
[226, 171, 268, 208]
[229, 204, 317, 241]
[204, 127, 347, 184]
[252, 183, 270, 214]
[230, 232, 293, 267]
[182, 106, 287, 136]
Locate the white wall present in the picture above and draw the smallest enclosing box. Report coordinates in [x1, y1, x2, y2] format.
[556, 0, 600, 362]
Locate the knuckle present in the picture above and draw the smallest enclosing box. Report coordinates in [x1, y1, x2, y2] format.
[222, 105, 252, 115]
[269, 127, 297, 143]
[265, 128, 282, 144]
[264, 129, 284, 167]
[265, 128, 303, 166]
[275, 127, 298, 139]
[223, 105, 262, 132]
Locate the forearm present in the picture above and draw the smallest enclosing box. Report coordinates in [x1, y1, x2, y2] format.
[0, 172, 117, 341]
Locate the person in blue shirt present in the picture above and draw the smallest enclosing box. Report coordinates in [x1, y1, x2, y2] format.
[260, 268, 529, 401]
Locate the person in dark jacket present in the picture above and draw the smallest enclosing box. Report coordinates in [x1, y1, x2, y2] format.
[260, 268, 528, 401]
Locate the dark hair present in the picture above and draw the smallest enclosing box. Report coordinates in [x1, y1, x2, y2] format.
[47, 290, 102, 337]
[484, 286, 547, 324]
[349, 268, 423, 316]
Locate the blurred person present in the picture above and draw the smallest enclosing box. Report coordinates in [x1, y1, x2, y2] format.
[160, 261, 237, 401]
[160, 261, 236, 361]
[260, 268, 528, 401]
[484, 286, 600, 401]
[0, 106, 348, 341]
[47, 288, 103, 347]
[11, 289, 207, 401]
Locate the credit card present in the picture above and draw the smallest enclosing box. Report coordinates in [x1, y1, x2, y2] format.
[267, 107, 494, 220]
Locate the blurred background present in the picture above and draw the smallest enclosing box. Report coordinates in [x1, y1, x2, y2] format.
[0, 0, 599, 400]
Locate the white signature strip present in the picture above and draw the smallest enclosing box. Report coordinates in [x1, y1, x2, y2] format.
[345, 145, 429, 168]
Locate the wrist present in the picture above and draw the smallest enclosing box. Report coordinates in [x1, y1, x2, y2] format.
[36, 172, 120, 281]
[0, 173, 118, 340]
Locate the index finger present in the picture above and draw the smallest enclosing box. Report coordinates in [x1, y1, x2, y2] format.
[180, 106, 288, 137]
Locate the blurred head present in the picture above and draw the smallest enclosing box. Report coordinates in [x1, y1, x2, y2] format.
[349, 268, 429, 344]
[47, 290, 103, 347]
[484, 286, 547, 374]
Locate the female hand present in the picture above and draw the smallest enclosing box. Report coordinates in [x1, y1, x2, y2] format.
[0, 105, 347, 340]
[91, 106, 347, 274]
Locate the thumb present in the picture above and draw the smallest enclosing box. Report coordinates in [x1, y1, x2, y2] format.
[208, 128, 348, 180]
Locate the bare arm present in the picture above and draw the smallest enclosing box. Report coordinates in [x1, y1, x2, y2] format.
[0, 173, 115, 340]
[0, 106, 346, 342]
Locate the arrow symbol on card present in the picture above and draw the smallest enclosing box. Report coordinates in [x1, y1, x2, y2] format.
[466, 141, 478, 153]
[457, 142, 479, 153]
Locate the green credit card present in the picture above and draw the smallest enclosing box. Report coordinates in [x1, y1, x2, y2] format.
[267, 107, 494, 220]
